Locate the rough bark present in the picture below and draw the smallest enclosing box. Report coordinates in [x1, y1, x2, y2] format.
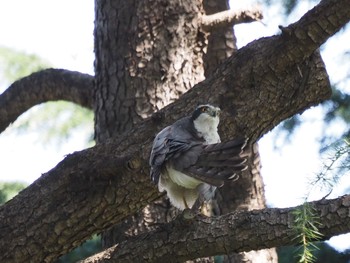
[81, 194, 350, 262]
[0, 68, 94, 133]
[0, 0, 348, 262]
[93, 0, 206, 142]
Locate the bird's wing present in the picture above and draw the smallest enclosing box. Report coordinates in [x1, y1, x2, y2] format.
[184, 138, 249, 187]
[150, 117, 249, 187]
[149, 123, 203, 184]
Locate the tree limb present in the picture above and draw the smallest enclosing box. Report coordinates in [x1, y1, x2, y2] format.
[275, 0, 350, 62]
[81, 195, 350, 262]
[201, 8, 263, 31]
[0, 0, 349, 261]
[0, 68, 94, 133]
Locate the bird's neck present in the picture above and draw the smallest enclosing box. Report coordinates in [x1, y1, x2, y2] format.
[193, 116, 220, 144]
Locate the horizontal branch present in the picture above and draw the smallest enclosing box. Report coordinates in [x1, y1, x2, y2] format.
[81, 195, 350, 262]
[201, 8, 263, 31]
[0, 68, 94, 133]
[0, 0, 348, 261]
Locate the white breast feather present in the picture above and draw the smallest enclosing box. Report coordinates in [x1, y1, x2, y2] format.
[166, 166, 201, 189]
[158, 167, 200, 210]
[193, 113, 221, 144]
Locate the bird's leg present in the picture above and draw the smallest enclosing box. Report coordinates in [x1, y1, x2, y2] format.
[181, 196, 197, 220]
[182, 196, 190, 210]
[181, 197, 206, 220]
[191, 197, 203, 212]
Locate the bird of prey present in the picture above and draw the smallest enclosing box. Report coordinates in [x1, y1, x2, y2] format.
[149, 104, 248, 211]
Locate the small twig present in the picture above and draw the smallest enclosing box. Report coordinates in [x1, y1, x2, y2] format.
[201, 8, 263, 31]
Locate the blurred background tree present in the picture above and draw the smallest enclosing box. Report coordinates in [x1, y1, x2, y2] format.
[0, 182, 27, 204]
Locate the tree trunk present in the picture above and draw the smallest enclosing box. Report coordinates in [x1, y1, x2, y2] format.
[94, 0, 208, 253]
[94, 0, 207, 142]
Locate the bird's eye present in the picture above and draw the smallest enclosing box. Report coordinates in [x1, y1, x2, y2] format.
[201, 107, 207, 112]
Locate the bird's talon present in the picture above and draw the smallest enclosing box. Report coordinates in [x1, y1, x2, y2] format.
[182, 208, 196, 220]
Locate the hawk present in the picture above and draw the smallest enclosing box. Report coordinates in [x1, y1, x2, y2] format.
[149, 104, 248, 210]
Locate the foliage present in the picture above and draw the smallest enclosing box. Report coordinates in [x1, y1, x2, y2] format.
[57, 235, 102, 263]
[11, 101, 94, 147]
[282, 0, 298, 14]
[325, 88, 350, 124]
[0, 182, 27, 205]
[0, 46, 51, 87]
[290, 137, 350, 263]
[278, 243, 350, 263]
[0, 47, 94, 146]
[310, 137, 350, 195]
[292, 202, 323, 263]
[274, 87, 350, 150]
[264, 0, 320, 15]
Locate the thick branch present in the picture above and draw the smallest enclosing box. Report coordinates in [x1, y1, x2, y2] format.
[0, 0, 349, 261]
[0, 142, 159, 262]
[82, 195, 350, 262]
[201, 8, 263, 31]
[0, 68, 94, 133]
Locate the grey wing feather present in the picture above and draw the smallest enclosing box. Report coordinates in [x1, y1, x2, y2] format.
[149, 119, 203, 184]
[149, 126, 172, 184]
[150, 118, 249, 187]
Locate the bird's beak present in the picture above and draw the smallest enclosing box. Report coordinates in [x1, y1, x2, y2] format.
[210, 108, 220, 117]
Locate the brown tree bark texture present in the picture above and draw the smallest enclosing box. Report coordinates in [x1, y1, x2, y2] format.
[94, 0, 206, 142]
[81, 195, 350, 263]
[0, 0, 349, 262]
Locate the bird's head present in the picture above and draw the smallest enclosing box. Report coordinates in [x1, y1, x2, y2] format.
[191, 104, 221, 120]
[191, 104, 221, 143]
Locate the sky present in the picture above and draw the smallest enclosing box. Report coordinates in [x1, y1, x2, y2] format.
[0, 0, 350, 251]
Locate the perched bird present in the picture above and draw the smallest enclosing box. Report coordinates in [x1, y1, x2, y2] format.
[149, 104, 248, 210]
